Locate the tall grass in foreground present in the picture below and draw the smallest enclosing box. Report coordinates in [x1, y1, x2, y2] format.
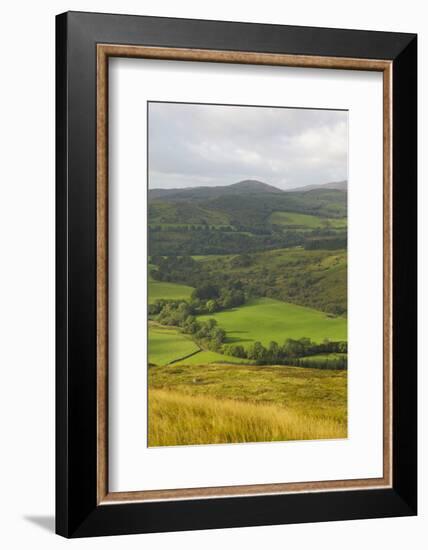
[148, 389, 347, 447]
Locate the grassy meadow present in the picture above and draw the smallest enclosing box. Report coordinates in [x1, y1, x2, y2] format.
[148, 324, 199, 366]
[269, 211, 347, 229]
[148, 264, 194, 304]
[148, 280, 194, 304]
[199, 297, 347, 347]
[148, 364, 347, 446]
[149, 390, 345, 446]
[148, 323, 252, 367]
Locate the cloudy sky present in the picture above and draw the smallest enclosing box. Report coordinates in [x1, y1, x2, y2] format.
[148, 102, 348, 191]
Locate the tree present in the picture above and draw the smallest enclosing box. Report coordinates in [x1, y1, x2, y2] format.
[228, 344, 246, 358]
[338, 341, 347, 353]
[191, 284, 219, 301]
[177, 302, 190, 323]
[206, 299, 218, 313]
[282, 338, 304, 357]
[182, 316, 199, 334]
[220, 291, 234, 309]
[206, 318, 217, 330]
[268, 341, 280, 363]
[248, 341, 266, 363]
[211, 328, 226, 349]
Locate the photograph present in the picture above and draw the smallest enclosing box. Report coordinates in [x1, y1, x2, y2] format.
[147, 101, 349, 447]
[0, 2, 420, 544]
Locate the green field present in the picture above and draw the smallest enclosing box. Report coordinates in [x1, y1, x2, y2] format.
[148, 279, 194, 304]
[269, 211, 347, 229]
[149, 324, 253, 367]
[148, 324, 199, 366]
[199, 297, 347, 347]
[149, 201, 230, 225]
[149, 363, 347, 446]
[191, 254, 227, 261]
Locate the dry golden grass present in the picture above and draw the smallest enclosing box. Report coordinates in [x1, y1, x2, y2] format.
[148, 389, 346, 447]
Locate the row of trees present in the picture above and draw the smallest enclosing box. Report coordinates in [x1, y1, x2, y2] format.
[149, 281, 247, 321]
[223, 337, 347, 367]
[191, 283, 245, 312]
[149, 215, 347, 256]
[284, 356, 347, 370]
[149, 226, 307, 256]
[149, 224, 235, 232]
[304, 237, 347, 250]
[150, 299, 226, 352]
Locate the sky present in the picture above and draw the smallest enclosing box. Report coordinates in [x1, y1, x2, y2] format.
[148, 102, 348, 191]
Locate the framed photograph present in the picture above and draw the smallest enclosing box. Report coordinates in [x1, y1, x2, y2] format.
[56, 11, 417, 537]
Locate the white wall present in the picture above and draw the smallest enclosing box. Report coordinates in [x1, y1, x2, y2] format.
[0, 1, 424, 548]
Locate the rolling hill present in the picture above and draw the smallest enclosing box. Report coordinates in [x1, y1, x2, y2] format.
[149, 178, 347, 199]
[152, 248, 347, 315]
[148, 180, 347, 257]
[148, 179, 282, 201]
[149, 181, 347, 229]
[285, 180, 347, 193]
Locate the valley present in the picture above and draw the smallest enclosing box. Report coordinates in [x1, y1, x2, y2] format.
[147, 179, 348, 446]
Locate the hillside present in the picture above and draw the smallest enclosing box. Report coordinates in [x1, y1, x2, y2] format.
[149, 185, 346, 225]
[148, 179, 347, 257]
[285, 180, 347, 193]
[149, 184, 346, 216]
[150, 247, 347, 315]
[148, 179, 281, 201]
[148, 177, 347, 314]
[149, 178, 347, 199]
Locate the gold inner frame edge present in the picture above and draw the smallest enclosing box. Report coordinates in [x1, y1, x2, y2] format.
[96, 44, 393, 505]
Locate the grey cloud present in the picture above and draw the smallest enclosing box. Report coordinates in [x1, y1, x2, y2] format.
[148, 102, 347, 190]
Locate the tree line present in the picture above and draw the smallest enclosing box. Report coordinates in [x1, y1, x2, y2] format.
[223, 337, 347, 368]
[149, 280, 246, 318]
[304, 237, 347, 250]
[149, 226, 306, 256]
[149, 300, 226, 352]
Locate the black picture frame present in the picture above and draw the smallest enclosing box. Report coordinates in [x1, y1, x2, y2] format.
[56, 11, 417, 538]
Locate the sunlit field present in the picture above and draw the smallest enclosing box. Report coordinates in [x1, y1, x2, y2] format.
[148, 388, 346, 446]
[148, 363, 347, 446]
[199, 297, 347, 346]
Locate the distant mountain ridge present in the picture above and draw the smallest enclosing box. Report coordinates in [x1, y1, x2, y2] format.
[284, 180, 347, 193]
[149, 179, 347, 200]
[227, 180, 282, 193]
[149, 179, 282, 200]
